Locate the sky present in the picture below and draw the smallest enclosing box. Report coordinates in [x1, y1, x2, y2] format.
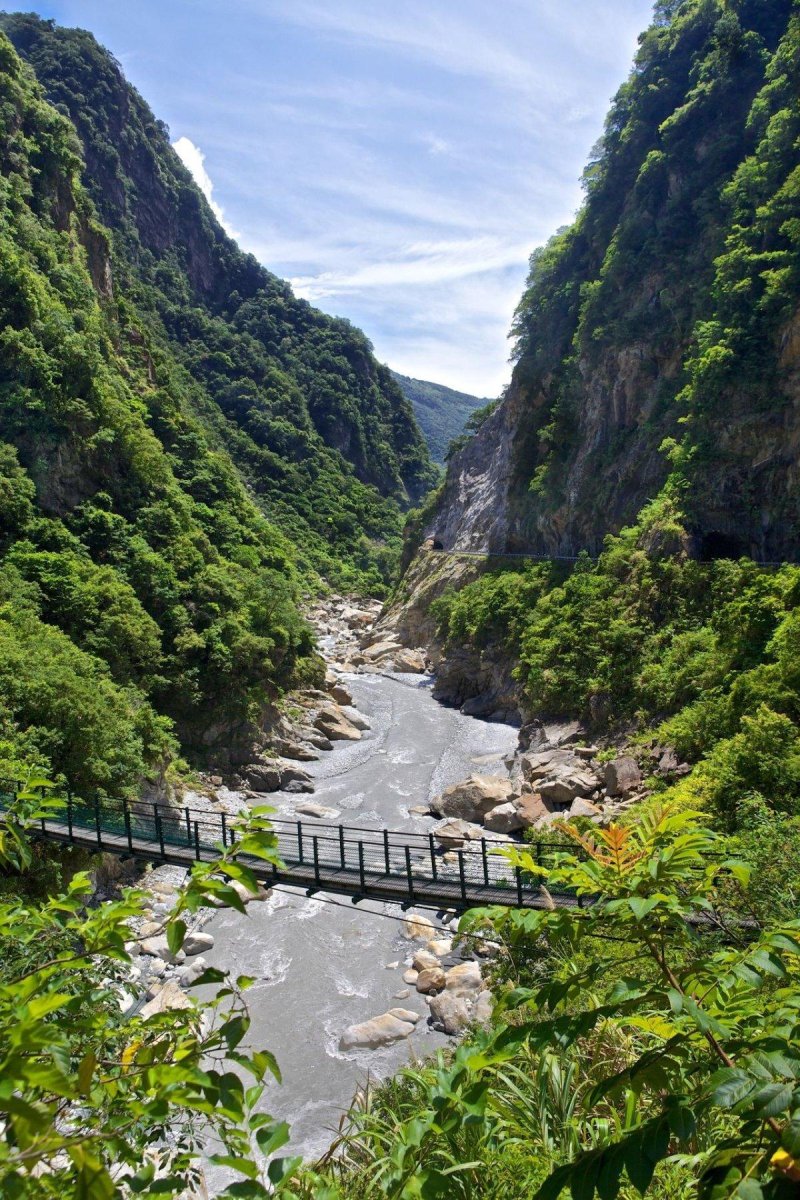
[35, 0, 654, 396]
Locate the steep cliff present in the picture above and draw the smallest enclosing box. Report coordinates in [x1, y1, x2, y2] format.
[424, 0, 800, 563]
[0, 13, 436, 589]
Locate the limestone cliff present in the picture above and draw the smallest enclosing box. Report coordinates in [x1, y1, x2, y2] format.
[422, 0, 800, 564]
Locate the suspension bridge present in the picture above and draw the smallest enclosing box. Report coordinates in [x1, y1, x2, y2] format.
[0, 783, 581, 913]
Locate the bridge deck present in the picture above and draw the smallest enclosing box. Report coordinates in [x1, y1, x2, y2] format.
[3, 788, 582, 913]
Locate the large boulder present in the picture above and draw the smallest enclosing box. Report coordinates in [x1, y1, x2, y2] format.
[361, 639, 402, 663]
[483, 801, 523, 834]
[244, 762, 282, 792]
[140, 981, 193, 1019]
[430, 774, 514, 822]
[445, 961, 483, 998]
[329, 682, 353, 706]
[313, 705, 363, 742]
[416, 967, 446, 994]
[513, 792, 552, 829]
[281, 765, 315, 793]
[339, 1012, 415, 1051]
[569, 797, 603, 820]
[603, 756, 642, 796]
[432, 819, 484, 849]
[428, 992, 471, 1035]
[295, 802, 340, 820]
[393, 648, 427, 673]
[402, 913, 436, 941]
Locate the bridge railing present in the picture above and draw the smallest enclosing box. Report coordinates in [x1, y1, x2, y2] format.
[0, 782, 587, 905]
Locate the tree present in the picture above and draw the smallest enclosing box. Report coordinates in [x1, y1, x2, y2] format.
[0, 782, 298, 1198]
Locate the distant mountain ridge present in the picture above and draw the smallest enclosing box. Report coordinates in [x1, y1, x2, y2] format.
[391, 371, 489, 465]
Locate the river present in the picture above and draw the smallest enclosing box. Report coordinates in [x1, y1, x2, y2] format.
[201, 669, 517, 1178]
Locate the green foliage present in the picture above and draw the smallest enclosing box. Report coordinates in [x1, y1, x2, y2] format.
[433, 495, 800, 828]
[390, 370, 489, 465]
[0, 13, 437, 595]
[292, 809, 800, 1199]
[0, 796, 301, 1199]
[498, 0, 800, 553]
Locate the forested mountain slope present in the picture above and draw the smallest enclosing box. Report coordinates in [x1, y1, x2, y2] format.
[0, 28, 333, 792]
[391, 370, 489, 464]
[424, 0, 800, 562]
[0, 13, 436, 590]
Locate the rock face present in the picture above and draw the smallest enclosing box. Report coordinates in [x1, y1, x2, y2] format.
[430, 774, 514, 822]
[603, 756, 642, 796]
[339, 1012, 416, 1051]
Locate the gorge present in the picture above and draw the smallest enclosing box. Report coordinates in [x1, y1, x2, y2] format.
[1, 2, 800, 1198]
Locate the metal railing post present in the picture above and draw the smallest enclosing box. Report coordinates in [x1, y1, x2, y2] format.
[67, 793, 74, 842]
[185, 806, 192, 846]
[154, 804, 164, 857]
[383, 828, 390, 875]
[339, 825, 346, 870]
[405, 845, 415, 904]
[516, 866, 524, 907]
[94, 798, 102, 849]
[194, 821, 201, 860]
[221, 812, 227, 848]
[481, 839, 489, 887]
[358, 841, 366, 890]
[428, 832, 437, 880]
[458, 851, 467, 902]
[297, 821, 304, 864]
[313, 835, 321, 884]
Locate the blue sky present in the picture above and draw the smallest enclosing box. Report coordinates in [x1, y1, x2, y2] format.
[36, 0, 654, 395]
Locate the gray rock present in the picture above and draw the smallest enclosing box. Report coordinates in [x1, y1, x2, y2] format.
[140, 936, 185, 965]
[280, 764, 314, 791]
[430, 774, 514, 822]
[244, 763, 281, 792]
[569, 797, 603, 820]
[428, 992, 471, 1035]
[179, 956, 209, 987]
[603, 756, 642, 796]
[339, 1013, 415, 1051]
[330, 683, 353, 706]
[183, 931, 214, 956]
[295, 802, 341, 820]
[416, 967, 446, 994]
[275, 740, 318, 762]
[483, 801, 523, 834]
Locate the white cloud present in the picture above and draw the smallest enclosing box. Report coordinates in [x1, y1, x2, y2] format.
[172, 135, 241, 240]
[290, 235, 532, 300]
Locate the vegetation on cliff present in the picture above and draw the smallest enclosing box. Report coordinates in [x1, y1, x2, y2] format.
[433, 0, 800, 560]
[1, 13, 437, 591]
